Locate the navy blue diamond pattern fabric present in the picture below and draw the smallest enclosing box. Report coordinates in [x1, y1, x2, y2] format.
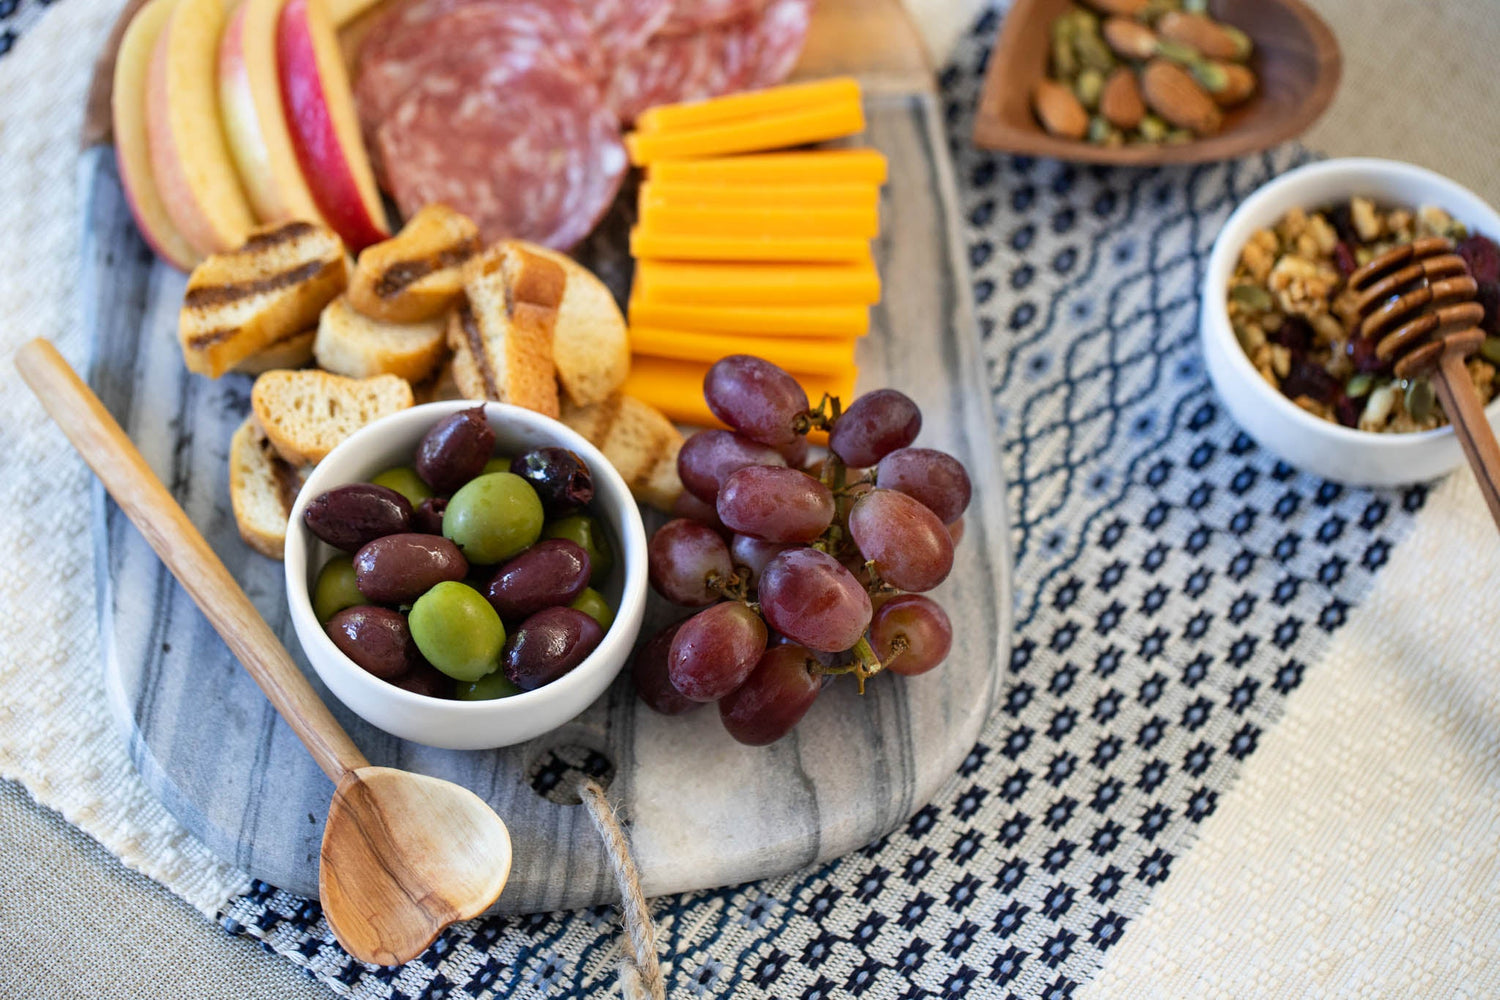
[209, 7, 1423, 999]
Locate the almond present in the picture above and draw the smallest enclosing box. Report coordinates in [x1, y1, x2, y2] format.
[1157, 11, 1252, 61]
[1211, 62, 1257, 106]
[1099, 67, 1145, 130]
[1079, 0, 1148, 15]
[1032, 79, 1089, 140]
[1102, 17, 1157, 60]
[1141, 59, 1221, 135]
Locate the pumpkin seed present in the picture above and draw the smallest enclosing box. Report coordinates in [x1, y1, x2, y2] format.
[1405, 378, 1435, 422]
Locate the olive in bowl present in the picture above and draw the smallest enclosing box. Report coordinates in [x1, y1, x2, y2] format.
[285, 401, 648, 750]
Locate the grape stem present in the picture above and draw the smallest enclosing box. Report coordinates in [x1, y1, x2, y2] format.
[793, 393, 844, 435]
[814, 636, 887, 694]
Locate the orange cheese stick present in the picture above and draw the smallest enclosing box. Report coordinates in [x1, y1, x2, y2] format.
[640, 181, 879, 209]
[638, 202, 879, 240]
[635, 76, 862, 134]
[627, 299, 869, 337]
[632, 258, 880, 306]
[630, 326, 856, 375]
[626, 100, 865, 164]
[648, 150, 888, 186]
[624, 355, 857, 430]
[631, 230, 872, 263]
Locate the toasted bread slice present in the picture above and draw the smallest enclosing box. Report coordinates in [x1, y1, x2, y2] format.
[229, 416, 309, 559]
[447, 242, 566, 417]
[347, 204, 481, 323]
[179, 221, 348, 378]
[524, 243, 631, 407]
[414, 357, 467, 404]
[231, 329, 317, 375]
[251, 369, 414, 466]
[560, 393, 684, 511]
[314, 294, 449, 382]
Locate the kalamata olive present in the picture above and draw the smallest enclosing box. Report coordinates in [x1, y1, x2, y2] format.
[353, 533, 468, 604]
[502, 607, 604, 690]
[390, 661, 456, 699]
[484, 539, 591, 620]
[510, 447, 594, 516]
[412, 496, 447, 535]
[325, 606, 420, 679]
[303, 483, 412, 551]
[416, 406, 495, 493]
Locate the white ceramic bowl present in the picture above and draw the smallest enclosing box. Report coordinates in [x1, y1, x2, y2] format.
[285, 401, 648, 750]
[1202, 157, 1500, 486]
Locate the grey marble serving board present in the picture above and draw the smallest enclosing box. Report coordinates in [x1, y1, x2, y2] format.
[82, 92, 1011, 913]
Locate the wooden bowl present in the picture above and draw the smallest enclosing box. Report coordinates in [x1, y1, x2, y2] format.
[972, 0, 1341, 165]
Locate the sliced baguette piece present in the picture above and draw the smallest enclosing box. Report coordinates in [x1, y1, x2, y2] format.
[251, 369, 413, 465]
[347, 204, 481, 323]
[231, 328, 316, 375]
[314, 294, 448, 382]
[414, 357, 467, 404]
[560, 393, 684, 511]
[228, 416, 310, 559]
[447, 242, 566, 417]
[523, 242, 631, 407]
[179, 220, 348, 378]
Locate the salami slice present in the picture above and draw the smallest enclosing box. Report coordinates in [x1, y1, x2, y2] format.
[375, 56, 627, 251]
[581, 0, 672, 53]
[605, 0, 811, 124]
[355, 0, 601, 135]
[658, 0, 768, 36]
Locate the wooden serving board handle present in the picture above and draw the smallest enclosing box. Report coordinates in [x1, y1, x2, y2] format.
[13, 338, 370, 783]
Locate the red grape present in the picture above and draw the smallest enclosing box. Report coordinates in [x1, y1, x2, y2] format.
[648, 519, 733, 606]
[758, 548, 872, 652]
[828, 389, 921, 466]
[848, 489, 953, 592]
[730, 534, 792, 589]
[777, 434, 811, 470]
[875, 447, 972, 524]
[704, 355, 809, 447]
[678, 429, 787, 502]
[668, 602, 769, 701]
[631, 621, 700, 715]
[717, 466, 835, 543]
[671, 490, 727, 534]
[870, 595, 952, 676]
[947, 517, 965, 546]
[719, 644, 823, 745]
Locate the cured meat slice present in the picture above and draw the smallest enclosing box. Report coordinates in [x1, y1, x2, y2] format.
[582, 0, 672, 53]
[605, 0, 812, 124]
[375, 56, 627, 251]
[659, 0, 768, 36]
[355, 0, 600, 135]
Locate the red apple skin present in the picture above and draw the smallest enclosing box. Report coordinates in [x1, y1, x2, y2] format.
[276, 0, 389, 250]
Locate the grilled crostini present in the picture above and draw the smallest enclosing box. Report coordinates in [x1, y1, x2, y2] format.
[347, 204, 481, 323]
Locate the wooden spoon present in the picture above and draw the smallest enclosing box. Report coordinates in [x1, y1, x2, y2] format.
[1348, 239, 1500, 529]
[14, 339, 511, 966]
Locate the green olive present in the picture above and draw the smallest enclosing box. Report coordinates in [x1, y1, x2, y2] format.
[482, 456, 514, 476]
[455, 672, 522, 701]
[443, 472, 544, 564]
[370, 465, 434, 507]
[408, 581, 505, 682]
[543, 514, 614, 585]
[313, 556, 365, 623]
[569, 587, 614, 630]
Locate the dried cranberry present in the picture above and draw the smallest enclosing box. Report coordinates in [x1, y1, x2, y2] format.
[1334, 393, 1361, 428]
[1458, 234, 1500, 284]
[1346, 335, 1391, 375]
[1333, 241, 1358, 277]
[1328, 204, 1359, 245]
[1476, 280, 1500, 337]
[1280, 359, 1343, 404]
[1269, 315, 1313, 353]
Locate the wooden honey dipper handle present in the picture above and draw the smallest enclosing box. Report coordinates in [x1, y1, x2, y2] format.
[1430, 348, 1500, 528]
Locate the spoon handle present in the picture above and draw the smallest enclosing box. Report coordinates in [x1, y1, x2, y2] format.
[1433, 350, 1500, 531]
[15, 339, 369, 782]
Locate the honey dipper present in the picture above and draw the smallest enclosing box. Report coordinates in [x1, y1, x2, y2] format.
[1349, 236, 1500, 526]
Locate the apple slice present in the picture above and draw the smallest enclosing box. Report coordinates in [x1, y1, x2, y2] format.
[278, 0, 391, 251]
[146, 0, 259, 255]
[219, 0, 326, 225]
[112, 0, 200, 271]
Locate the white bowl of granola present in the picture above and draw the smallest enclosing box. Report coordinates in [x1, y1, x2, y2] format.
[1202, 157, 1500, 486]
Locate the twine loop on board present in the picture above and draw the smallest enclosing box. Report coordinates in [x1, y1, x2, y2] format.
[577, 777, 664, 1000]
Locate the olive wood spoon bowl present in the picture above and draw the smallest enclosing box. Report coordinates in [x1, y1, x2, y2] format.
[14, 338, 512, 966]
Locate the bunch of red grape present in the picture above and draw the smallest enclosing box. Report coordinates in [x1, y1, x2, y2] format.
[632, 355, 973, 746]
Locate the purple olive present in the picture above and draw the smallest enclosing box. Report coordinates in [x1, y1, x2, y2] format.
[416, 406, 495, 493]
[502, 607, 605, 690]
[303, 483, 412, 551]
[484, 539, 591, 620]
[325, 606, 420, 679]
[510, 447, 594, 516]
[412, 496, 447, 535]
[353, 533, 468, 604]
